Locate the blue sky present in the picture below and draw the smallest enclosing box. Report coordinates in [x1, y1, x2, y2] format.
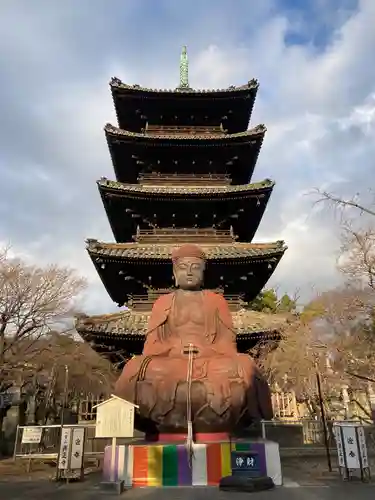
[0, 0, 374, 313]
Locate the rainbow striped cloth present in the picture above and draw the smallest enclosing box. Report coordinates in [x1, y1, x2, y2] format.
[103, 441, 281, 487]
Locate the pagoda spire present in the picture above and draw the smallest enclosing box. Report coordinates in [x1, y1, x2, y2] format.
[179, 45, 189, 89]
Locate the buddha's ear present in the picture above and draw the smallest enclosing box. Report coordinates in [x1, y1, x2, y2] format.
[173, 267, 178, 286]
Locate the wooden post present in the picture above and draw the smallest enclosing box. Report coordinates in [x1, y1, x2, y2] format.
[316, 369, 332, 472]
[110, 437, 117, 482]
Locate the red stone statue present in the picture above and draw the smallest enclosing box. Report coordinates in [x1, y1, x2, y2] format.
[115, 244, 273, 436]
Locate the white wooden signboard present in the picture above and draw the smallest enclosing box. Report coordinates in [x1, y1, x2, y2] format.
[58, 427, 72, 470]
[342, 425, 360, 469]
[22, 427, 43, 444]
[333, 424, 345, 467]
[93, 395, 138, 483]
[356, 425, 369, 469]
[70, 427, 85, 470]
[333, 422, 370, 479]
[94, 395, 138, 438]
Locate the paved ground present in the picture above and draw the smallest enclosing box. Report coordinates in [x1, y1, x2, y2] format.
[1, 456, 374, 499]
[1, 479, 375, 500]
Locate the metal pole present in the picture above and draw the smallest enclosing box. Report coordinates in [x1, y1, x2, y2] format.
[316, 369, 332, 472]
[12, 425, 19, 462]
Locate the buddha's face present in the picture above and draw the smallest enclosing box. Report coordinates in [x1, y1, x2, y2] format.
[173, 257, 205, 290]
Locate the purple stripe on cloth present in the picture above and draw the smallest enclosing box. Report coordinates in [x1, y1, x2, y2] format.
[177, 445, 192, 486]
[250, 443, 267, 476]
[103, 446, 111, 481]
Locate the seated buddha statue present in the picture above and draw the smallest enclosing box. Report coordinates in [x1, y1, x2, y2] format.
[114, 244, 273, 436]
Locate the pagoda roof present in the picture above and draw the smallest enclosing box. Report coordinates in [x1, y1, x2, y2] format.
[110, 76, 259, 96]
[105, 122, 265, 142]
[76, 308, 290, 337]
[87, 239, 285, 261]
[86, 240, 286, 305]
[105, 124, 265, 184]
[76, 308, 290, 361]
[110, 77, 259, 134]
[98, 177, 274, 198]
[98, 178, 273, 243]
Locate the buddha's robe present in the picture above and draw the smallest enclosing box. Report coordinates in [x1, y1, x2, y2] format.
[114, 290, 273, 430]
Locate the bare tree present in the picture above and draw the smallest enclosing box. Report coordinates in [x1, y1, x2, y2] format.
[312, 188, 375, 218]
[311, 187, 375, 380]
[29, 331, 116, 424]
[262, 285, 375, 417]
[262, 314, 332, 409]
[0, 247, 87, 430]
[338, 225, 375, 290]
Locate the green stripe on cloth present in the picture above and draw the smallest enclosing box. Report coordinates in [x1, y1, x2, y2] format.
[162, 445, 179, 486]
[235, 443, 251, 451]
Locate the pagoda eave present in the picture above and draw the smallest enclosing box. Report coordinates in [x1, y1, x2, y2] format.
[99, 180, 273, 243]
[106, 129, 264, 184]
[87, 240, 286, 261]
[86, 240, 286, 305]
[76, 307, 288, 364]
[98, 178, 274, 198]
[105, 123, 266, 143]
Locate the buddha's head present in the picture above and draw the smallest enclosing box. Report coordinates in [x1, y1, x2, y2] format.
[171, 244, 206, 291]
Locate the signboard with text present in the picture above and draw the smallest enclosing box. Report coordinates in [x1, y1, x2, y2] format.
[94, 395, 137, 438]
[58, 427, 72, 470]
[333, 422, 370, 481]
[69, 428, 85, 470]
[231, 451, 261, 477]
[21, 427, 43, 444]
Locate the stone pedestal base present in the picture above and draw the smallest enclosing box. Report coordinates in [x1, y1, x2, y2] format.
[99, 480, 125, 495]
[103, 439, 282, 487]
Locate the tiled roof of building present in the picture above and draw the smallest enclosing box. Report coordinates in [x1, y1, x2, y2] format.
[104, 123, 266, 141]
[110, 77, 259, 95]
[76, 308, 291, 338]
[97, 178, 274, 196]
[86, 240, 286, 261]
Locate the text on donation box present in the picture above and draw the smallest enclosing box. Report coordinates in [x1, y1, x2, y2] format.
[95, 398, 135, 438]
[231, 451, 261, 477]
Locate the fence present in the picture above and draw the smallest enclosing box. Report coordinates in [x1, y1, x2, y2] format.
[13, 424, 140, 462]
[13, 424, 101, 461]
[12, 420, 375, 464]
[260, 419, 375, 451]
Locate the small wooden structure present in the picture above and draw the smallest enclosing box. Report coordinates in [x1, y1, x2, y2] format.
[93, 395, 139, 484]
[94, 395, 138, 439]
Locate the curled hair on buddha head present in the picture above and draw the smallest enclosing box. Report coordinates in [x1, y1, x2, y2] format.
[171, 244, 206, 265]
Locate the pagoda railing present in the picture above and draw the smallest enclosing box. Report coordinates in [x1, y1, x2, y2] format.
[138, 172, 231, 186]
[134, 227, 236, 243]
[144, 124, 226, 136]
[127, 291, 242, 312]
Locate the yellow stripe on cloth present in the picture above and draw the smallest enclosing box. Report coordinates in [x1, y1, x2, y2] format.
[147, 445, 163, 486]
[220, 443, 232, 477]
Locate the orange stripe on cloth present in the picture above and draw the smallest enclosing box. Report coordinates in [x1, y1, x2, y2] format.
[206, 443, 222, 485]
[132, 446, 149, 487]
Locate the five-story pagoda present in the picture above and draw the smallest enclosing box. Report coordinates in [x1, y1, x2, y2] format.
[76, 47, 287, 365]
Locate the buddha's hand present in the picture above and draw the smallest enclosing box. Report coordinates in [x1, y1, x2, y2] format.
[183, 344, 215, 357]
[183, 344, 199, 355]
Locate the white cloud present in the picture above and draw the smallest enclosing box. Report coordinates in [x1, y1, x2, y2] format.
[0, 0, 375, 309]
